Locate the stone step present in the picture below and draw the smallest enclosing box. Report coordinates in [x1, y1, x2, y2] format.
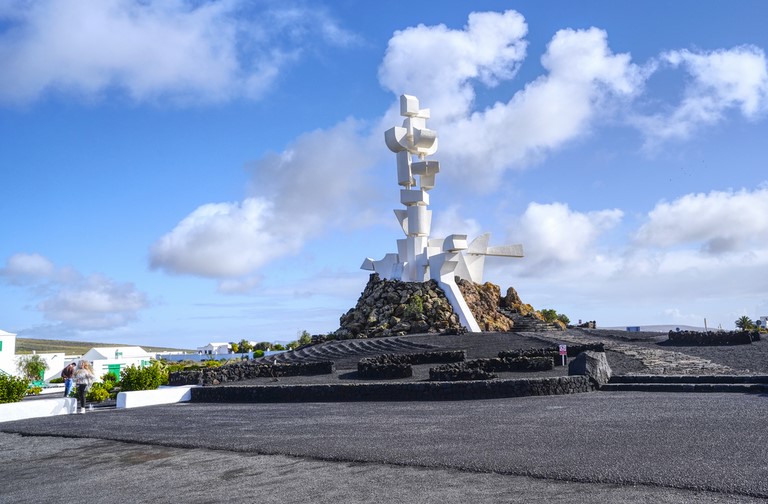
[609, 374, 768, 384]
[600, 383, 768, 393]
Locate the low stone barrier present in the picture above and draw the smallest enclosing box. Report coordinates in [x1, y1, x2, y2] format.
[191, 376, 594, 403]
[498, 344, 604, 366]
[169, 361, 335, 386]
[357, 350, 466, 379]
[430, 356, 553, 381]
[666, 330, 760, 346]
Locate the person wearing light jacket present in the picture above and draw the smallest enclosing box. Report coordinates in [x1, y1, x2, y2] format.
[73, 360, 97, 414]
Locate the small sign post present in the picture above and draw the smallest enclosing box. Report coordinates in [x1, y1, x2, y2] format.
[559, 344, 567, 366]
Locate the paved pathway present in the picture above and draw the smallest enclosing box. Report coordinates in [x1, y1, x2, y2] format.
[2, 392, 767, 503]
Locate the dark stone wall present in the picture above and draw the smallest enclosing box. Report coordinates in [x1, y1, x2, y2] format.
[169, 361, 335, 386]
[357, 351, 466, 379]
[666, 330, 759, 346]
[430, 356, 553, 381]
[498, 343, 604, 366]
[191, 376, 595, 403]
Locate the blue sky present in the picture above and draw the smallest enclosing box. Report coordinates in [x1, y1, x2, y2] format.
[2, 0, 767, 348]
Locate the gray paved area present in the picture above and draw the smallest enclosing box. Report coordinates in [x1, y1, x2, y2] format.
[2, 391, 768, 503]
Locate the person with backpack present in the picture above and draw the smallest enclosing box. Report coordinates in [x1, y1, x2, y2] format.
[61, 362, 76, 397]
[73, 360, 97, 413]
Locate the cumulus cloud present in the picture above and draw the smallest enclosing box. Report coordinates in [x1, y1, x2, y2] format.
[37, 274, 148, 330]
[0, 252, 54, 284]
[634, 186, 768, 253]
[511, 202, 623, 268]
[634, 46, 768, 144]
[1, 253, 149, 330]
[0, 0, 358, 104]
[380, 10, 528, 121]
[150, 119, 380, 283]
[381, 17, 643, 190]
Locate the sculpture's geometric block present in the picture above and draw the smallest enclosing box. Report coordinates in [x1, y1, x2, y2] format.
[463, 253, 486, 283]
[443, 234, 468, 252]
[385, 126, 408, 153]
[419, 174, 436, 191]
[394, 209, 408, 235]
[486, 244, 524, 257]
[397, 239, 408, 261]
[396, 151, 413, 187]
[467, 233, 491, 254]
[413, 128, 437, 151]
[401, 94, 420, 117]
[407, 206, 430, 236]
[372, 253, 400, 278]
[361, 257, 375, 271]
[411, 160, 440, 176]
[400, 189, 429, 206]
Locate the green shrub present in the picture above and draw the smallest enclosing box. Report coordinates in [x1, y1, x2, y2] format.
[49, 377, 64, 384]
[0, 374, 30, 403]
[404, 294, 424, 318]
[86, 383, 111, 402]
[253, 349, 265, 358]
[16, 354, 49, 381]
[26, 386, 43, 396]
[118, 362, 167, 391]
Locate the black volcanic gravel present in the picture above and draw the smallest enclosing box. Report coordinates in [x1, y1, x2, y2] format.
[232, 330, 768, 387]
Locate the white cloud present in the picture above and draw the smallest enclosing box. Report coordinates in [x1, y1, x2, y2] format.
[634, 186, 768, 253]
[0, 252, 54, 284]
[37, 274, 148, 330]
[1, 253, 149, 330]
[381, 21, 643, 190]
[447, 27, 643, 190]
[511, 202, 623, 268]
[0, 0, 358, 104]
[634, 46, 768, 143]
[150, 119, 380, 282]
[379, 10, 528, 121]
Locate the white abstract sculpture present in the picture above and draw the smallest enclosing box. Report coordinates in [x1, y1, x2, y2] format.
[362, 94, 524, 332]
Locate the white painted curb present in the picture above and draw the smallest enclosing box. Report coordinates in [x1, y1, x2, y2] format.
[116, 385, 197, 409]
[0, 397, 77, 423]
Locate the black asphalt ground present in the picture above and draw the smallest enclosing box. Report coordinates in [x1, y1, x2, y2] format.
[2, 391, 767, 503]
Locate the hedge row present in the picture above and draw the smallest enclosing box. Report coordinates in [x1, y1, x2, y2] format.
[169, 360, 335, 386]
[666, 330, 760, 346]
[357, 351, 466, 379]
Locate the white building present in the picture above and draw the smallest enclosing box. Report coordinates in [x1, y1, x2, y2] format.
[0, 329, 17, 376]
[197, 342, 232, 355]
[81, 346, 154, 380]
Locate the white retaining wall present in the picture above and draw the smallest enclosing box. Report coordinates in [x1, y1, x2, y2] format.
[0, 397, 77, 423]
[116, 385, 197, 409]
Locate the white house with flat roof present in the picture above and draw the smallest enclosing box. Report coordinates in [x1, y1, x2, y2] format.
[81, 346, 154, 380]
[0, 329, 17, 376]
[197, 342, 231, 355]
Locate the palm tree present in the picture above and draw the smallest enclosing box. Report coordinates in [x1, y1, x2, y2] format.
[735, 315, 754, 331]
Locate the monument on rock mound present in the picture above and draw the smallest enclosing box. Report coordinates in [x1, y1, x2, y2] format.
[361, 94, 524, 333]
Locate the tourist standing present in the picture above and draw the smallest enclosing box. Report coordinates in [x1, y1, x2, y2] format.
[61, 362, 76, 397]
[73, 360, 96, 413]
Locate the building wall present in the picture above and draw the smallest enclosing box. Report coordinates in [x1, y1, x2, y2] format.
[0, 332, 16, 376]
